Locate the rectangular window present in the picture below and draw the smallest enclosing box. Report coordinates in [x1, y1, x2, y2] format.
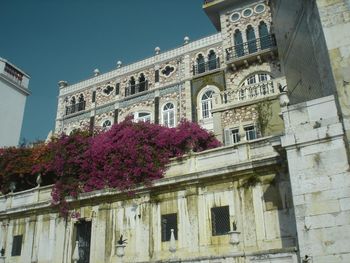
[11, 235, 23, 256]
[155, 70, 159, 83]
[231, 129, 240, 144]
[115, 83, 120, 95]
[224, 128, 240, 146]
[161, 213, 177, 242]
[244, 125, 257, 141]
[211, 206, 230, 236]
[92, 91, 96, 103]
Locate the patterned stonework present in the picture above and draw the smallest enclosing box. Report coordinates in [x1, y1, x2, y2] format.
[55, 1, 279, 137]
[221, 105, 258, 129]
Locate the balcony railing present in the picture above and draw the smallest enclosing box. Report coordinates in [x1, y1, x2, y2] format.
[3, 63, 24, 85]
[220, 80, 278, 104]
[193, 58, 220, 76]
[125, 81, 149, 97]
[65, 101, 86, 115]
[226, 34, 276, 62]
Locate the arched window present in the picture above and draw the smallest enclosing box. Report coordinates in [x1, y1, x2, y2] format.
[129, 77, 136, 95]
[196, 54, 205, 74]
[234, 29, 244, 57]
[70, 96, 76, 105]
[240, 73, 273, 99]
[208, 50, 218, 70]
[162, 103, 175, 128]
[201, 90, 215, 119]
[246, 25, 257, 53]
[138, 74, 146, 92]
[259, 21, 270, 49]
[78, 94, 85, 111]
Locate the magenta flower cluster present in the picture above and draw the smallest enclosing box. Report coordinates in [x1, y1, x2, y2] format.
[6, 118, 221, 216]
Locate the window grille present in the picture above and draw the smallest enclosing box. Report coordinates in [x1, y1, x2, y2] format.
[11, 235, 23, 256]
[161, 213, 177, 242]
[211, 206, 230, 236]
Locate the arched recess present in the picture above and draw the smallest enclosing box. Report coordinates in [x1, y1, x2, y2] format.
[196, 54, 205, 74]
[246, 25, 257, 53]
[78, 94, 85, 111]
[234, 29, 244, 57]
[129, 77, 136, 95]
[208, 50, 218, 70]
[138, 73, 147, 92]
[162, 102, 175, 128]
[258, 21, 270, 49]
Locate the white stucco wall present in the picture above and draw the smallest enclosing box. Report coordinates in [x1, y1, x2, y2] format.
[0, 58, 30, 147]
[0, 78, 28, 147]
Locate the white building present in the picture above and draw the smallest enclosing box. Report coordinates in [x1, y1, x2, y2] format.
[0, 58, 30, 147]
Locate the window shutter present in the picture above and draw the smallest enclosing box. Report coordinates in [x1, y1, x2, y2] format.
[224, 129, 232, 146]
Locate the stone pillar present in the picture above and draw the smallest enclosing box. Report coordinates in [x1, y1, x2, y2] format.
[281, 96, 350, 262]
[22, 216, 36, 262]
[91, 203, 110, 262]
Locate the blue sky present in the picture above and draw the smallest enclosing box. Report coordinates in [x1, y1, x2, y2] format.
[0, 0, 216, 143]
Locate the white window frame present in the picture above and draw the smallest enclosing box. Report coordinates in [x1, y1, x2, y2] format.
[162, 102, 176, 128]
[200, 90, 215, 119]
[244, 125, 257, 141]
[224, 127, 241, 146]
[240, 73, 272, 87]
[134, 111, 151, 122]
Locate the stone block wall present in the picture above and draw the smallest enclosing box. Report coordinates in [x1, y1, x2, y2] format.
[281, 95, 350, 262]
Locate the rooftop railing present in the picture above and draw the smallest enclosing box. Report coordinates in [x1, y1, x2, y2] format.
[193, 58, 220, 76]
[65, 101, 86, 115]
[125, 80, 149, 97]
[226, 34, 276, 62]
[3, 63, 24, 85]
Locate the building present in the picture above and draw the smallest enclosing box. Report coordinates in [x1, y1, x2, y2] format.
[0, 1, 349, 263]
[0, 58, 30, 147]
[272, 0, 350, 262]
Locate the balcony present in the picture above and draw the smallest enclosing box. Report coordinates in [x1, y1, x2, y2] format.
[125, 81, 149, 97]
[218, 78, 284, 106]
[193, 58, 220, 76]
[65, 101, 86, 115]
[226, 35, 277, 69]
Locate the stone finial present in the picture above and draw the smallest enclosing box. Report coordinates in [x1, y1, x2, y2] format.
[155, 47, 161, 55]
[94, 68, 100, 76]
[58, 80, 68, 88]
[169, 229, 176, 253]
[72, 241, 80, 262]
[184, 36, 190, 45]
[117, 61, 122, 68]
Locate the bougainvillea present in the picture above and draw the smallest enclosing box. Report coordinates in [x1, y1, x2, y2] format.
[0, 147, 35, 193]
[0, 118, 220, 216]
